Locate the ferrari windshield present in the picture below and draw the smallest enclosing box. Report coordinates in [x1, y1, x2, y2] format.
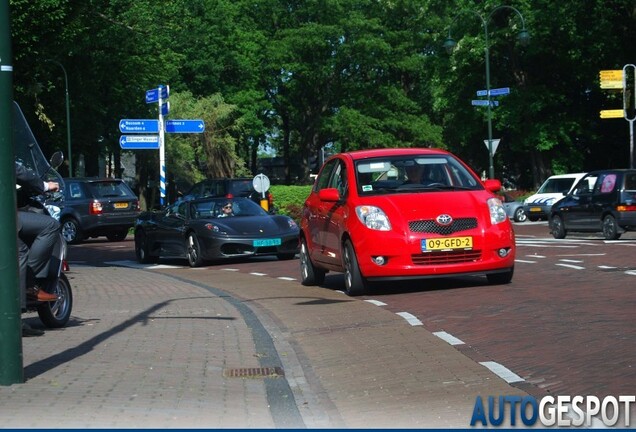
[355, 154, 482, 195]
[190, 197, 268, 219]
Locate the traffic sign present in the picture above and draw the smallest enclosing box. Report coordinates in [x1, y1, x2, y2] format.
[161, 101, 170, 116]
[484, 139, 501, 156]
[471, 100, 499, 107]
[600, 70, 623, 81]
[600, 80, 624, 89]
[165, 119, 205, 133]
[145, 85, 170, 104]
[476, 87, 510, 97]
[600, 109, 624, 119]
[119, 119, 159, 133]
[119, 135, 160, 149]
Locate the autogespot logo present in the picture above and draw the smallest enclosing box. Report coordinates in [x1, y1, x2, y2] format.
[470, 395, 635, 427]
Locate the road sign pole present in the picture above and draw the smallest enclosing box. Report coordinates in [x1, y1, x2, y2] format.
[0, 0, 24, 386]
[158, 86, 166, 207]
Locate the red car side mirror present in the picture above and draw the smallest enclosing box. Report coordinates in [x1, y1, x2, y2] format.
[318, 188, 340, 202]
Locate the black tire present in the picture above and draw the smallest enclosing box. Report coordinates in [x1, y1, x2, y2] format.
[106, 229, 129, 242]
[299, 237, 325, 286]
[514, 207, 527, 223]
[186, 233, 205, 267]
[487, 267, 514, 285]
[602, 215, 621, 240]
[277, 253, 296, 261]
[37, 273, 72, 328]
[135, 229, 157, 264]
[550, 215, 567, 239]
[342, 239, 368, 296]
[62, 217, 83, 244]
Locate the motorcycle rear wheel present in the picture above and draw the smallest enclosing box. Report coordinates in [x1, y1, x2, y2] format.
[37, 273, 73, 328]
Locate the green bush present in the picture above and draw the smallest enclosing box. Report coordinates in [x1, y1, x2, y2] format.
[270, 185, 313, 222]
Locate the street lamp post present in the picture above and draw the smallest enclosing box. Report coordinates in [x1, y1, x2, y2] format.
[443, 6, 530, 179]
[45, 59, 73, 177]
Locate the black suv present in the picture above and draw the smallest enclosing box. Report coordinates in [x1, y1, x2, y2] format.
[183, 178, 275, 212]
[549, 169, 636, 240]
[59, 178, 141, 244]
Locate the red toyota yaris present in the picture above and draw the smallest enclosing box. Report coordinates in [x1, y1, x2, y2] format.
[299, 148, 516, 296]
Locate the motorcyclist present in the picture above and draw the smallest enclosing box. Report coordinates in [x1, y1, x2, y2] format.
[15, 161, 61, 313]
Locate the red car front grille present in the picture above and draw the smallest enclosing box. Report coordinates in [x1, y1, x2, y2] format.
[411, 249, 482, 265]
[409, 218, 478, 235]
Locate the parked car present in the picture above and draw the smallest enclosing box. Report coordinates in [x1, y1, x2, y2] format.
[183, 178, 275, 212]
[523, 173, 586, 221]
[499, 192, 527, 222]
[299, 148, 516, 296]
[134, 196, 299, 267]
[549, 169, 636, 240]
[58, 178, 140, 244]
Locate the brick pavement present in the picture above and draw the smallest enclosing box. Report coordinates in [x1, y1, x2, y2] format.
[0, 261, 528, 428]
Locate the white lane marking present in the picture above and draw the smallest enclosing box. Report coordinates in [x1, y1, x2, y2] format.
[277, 276, 296, 281]
[105, 260, 181, 269]
[479, 361, 525, 383]
[626, 270, 636, 276]
[559, 259, 584, 263]
[396, 312, 423, 326]
[250, 272, 267, 276]
[515, 259, 537, 264]
[525, 254, 546, 258]
[433, 331, 465, 346]
[556, 263, 586, 270]
[598, 265, 616, 269]
[222, 268, 240, 272]
[365, 299, 387, 306]
[557, 253, 605, 257]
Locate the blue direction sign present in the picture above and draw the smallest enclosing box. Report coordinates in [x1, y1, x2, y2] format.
[471, 100, 499, 107]
[161, 101, 170, 116]
[145, 85, 170, 104]
[476, 87, 510, 97]
[120, 135, 160, 150]
[165, 119, 205, 134]
[119, 119, 159, 133]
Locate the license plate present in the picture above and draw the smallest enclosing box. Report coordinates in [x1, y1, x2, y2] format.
[114, 202, 129, 209]
[253, 238, 282, 247]
[421, 236, 472, 252]
[529, 207, 541, 212]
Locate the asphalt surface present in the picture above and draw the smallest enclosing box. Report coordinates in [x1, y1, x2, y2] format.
[1, 241, 531, 428]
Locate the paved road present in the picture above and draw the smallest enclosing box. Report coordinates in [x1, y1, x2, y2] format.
[67, 221, 636, 420]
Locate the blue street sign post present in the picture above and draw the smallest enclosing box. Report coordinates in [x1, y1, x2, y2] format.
[146, 85, 170, 104]
[471, 100, 499, 107]
[165, 119, 205, 134]
[476, 87, 510, 97]
[119, 119, 159, 133]
[119, 135, 160, 150]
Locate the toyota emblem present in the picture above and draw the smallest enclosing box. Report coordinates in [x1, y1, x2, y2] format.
[436, 214, 453, 225]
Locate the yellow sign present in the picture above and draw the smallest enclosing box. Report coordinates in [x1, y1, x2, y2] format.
[600, 109, 624, 119]
[600, 70, 623, 80]
[600, 80, 624, 89]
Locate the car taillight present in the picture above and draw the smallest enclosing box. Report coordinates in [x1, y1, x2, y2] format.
[617, 205, 636, 212]
[89, 200, 103, 215]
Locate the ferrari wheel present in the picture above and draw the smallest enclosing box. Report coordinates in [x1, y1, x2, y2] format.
[186, 233, 205, 267]
[135, 230, 157, 264]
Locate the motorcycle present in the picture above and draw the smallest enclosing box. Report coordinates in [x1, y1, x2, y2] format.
[14, 102, 73, 328]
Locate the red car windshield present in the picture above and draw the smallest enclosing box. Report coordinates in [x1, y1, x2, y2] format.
[355, 155, 482, 195]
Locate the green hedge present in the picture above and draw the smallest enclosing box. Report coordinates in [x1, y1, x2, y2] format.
[270, 185, 313, 222]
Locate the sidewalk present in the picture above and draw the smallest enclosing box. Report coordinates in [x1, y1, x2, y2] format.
[0, 262, 527, 428]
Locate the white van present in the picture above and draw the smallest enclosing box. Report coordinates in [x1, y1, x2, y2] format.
[523, 173, 587, 221]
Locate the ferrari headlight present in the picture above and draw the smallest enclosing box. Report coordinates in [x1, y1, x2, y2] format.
[355, 205, 391, 231]
[488, 197, 507, 225]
